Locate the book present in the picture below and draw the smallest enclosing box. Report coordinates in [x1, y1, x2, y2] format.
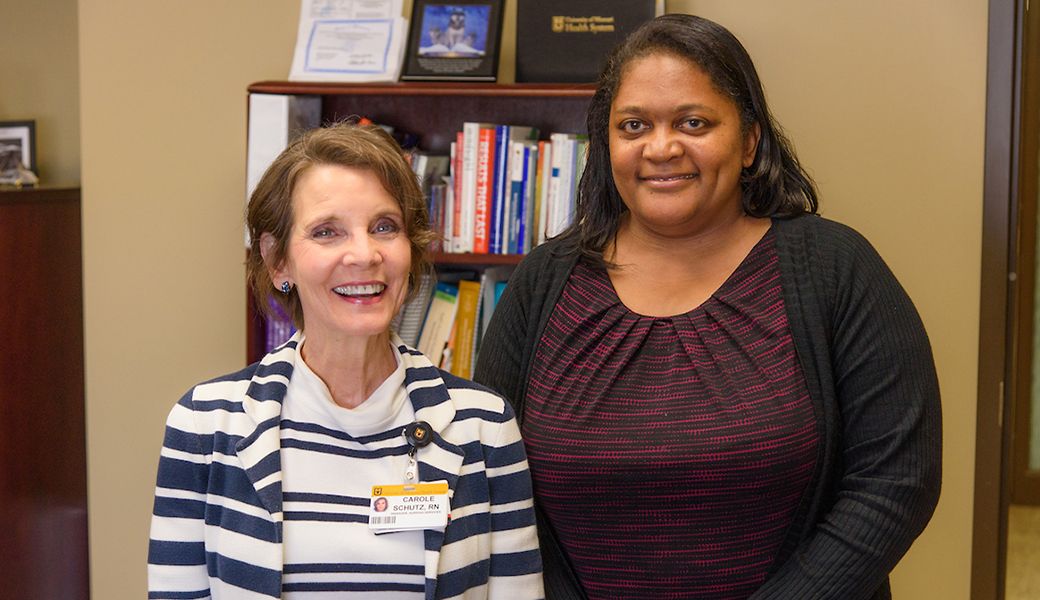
[515, 0, 663, 83]
[445, 139, 460, 252]
[490, 124, 511, 254]
[507, 141, 526, 253]
[476, 266, 514, 344]
[459, 122, 494, 253]
[392, 272, 436, 347]
[417, 282, 459, 367]
[491, 125, 539, 254]
[508, 141, 539, 254]
[452, 130, 467, 252]
[411, 151, 450, 198]
[264, 296, 297, 354]
[449, 279, 482, 379]
[429, 178, 450, 252]
[473, 126, 497, 253]
[545, 132, 572, 238]
[574, 138, 590, 204]
[441, 321, 456, 371]
[520, 141, 539, 254]
[245, 93, 321, 243]
[546, 133, 589, 238]
[535, 140, 553, 246]
[467, 266, 514, 375]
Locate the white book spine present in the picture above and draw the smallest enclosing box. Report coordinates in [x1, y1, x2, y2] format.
[444, 143, 456, 253]
[558, 136, 578, 234]
[546, 133, 567, 239]
[537, 142, 553, 246]
[459, 122, 483, 253]
[523, 143, 538, 254]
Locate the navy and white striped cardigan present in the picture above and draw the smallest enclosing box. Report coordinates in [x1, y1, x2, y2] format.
[148, 334, 544, 599]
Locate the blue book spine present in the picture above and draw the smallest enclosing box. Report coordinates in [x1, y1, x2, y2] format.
[513, 145, 532, 254]
[508, 180, 523, 254]
[489, 124, 510, 254]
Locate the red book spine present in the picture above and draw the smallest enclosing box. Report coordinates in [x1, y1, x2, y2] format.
[473, 127, 496, 254]
[452, 131, 465, 252]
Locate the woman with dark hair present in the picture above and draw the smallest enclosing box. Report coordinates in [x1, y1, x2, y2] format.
[475, 14, 940, 600]
[148, 123, 543, 599]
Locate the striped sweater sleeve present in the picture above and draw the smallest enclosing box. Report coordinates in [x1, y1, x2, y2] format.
[148, 391, 212, 600]
[484, 403, 543, 598]
[433, 380, 544, 600]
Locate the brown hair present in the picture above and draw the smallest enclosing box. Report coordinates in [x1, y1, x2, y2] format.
[246, 122, 436, 329]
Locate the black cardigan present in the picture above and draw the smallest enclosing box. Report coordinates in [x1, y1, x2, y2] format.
[473, 214, 942, 600]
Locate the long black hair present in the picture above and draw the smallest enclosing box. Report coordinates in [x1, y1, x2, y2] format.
[565, 14, 818, 263]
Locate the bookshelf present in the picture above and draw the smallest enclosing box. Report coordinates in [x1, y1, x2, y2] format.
[245, 82, 596, 364]
[0, 186, 89, 599]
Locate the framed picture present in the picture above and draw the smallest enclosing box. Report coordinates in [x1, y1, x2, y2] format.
[401, 0, 504, 82]
[0, 120, 37, 184]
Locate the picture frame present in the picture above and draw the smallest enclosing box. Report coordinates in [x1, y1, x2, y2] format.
[400, 0, 504, 82]
[0, 120, 37, 184]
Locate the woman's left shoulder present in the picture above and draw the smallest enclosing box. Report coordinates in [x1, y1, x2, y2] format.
[773, 213, 891, 269]
[438, 370, 515, 420]
[773, 213, 874, 247]
[394, 340, 515, 420]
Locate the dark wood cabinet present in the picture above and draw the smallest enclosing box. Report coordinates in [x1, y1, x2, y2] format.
[244, 82, 595, 363]
[0, 186, 89, 599]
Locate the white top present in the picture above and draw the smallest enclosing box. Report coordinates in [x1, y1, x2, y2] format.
[280, 337, 425, 598]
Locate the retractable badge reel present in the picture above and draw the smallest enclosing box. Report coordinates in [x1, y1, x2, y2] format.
[368, 421, 449, 533]
[402, 421, 433, 481]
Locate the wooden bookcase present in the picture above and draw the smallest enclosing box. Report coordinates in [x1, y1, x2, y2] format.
[245, 82, 596, 364]
[0, 186, 89, 599]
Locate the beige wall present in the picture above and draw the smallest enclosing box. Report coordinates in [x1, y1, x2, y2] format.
[1, 0, 80, 184]
[677, 2, 986, 598]
[79, 1, 298, 596]
[79, 1, 984, 599]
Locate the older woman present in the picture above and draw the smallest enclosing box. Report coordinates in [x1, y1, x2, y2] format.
[474, 14, 941, 600]
[148, 124, 543, 599]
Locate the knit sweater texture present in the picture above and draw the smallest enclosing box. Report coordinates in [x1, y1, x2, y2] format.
[473, 214, 942, 600]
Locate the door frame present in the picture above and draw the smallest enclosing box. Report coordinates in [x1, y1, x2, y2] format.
[973, 0, 1024, 597]
[1011, 0, 1040, 506]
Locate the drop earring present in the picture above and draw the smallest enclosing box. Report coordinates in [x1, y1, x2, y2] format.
[280, 281, 292, 294]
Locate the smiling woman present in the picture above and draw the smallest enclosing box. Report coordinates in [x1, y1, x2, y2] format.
[474, 14, 942, 600]
[262, 163, 413, 385]
[247, 125, 436, 333]
[147, 123, 544, 600]
[607, 54, 758, 241]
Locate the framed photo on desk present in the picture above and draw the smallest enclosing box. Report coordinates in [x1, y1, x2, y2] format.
[401, 0, 504, 81]
[0, 120, 36, 184]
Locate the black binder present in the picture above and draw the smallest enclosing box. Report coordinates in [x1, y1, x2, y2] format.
[515, 0, 659, 83]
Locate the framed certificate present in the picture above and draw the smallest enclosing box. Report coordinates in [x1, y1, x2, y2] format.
[401, 0, 504, 81]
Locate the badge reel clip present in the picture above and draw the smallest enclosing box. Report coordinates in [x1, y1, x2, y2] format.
[402, 421, 433, 481]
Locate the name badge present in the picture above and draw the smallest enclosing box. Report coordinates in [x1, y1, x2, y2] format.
[369, 481, 450, 534]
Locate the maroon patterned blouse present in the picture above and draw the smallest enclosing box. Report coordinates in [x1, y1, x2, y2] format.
[523, 229, 820, 599]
